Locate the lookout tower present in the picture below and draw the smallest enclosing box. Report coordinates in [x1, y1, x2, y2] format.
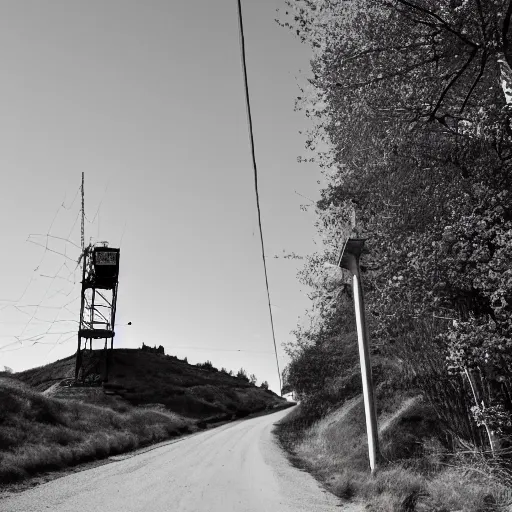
[75, 242, 120, 382]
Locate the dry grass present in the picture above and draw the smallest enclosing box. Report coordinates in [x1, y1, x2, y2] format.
[0, 378, 194, 484]
[275, 391, 512, 511]
[423, 468, 510, 511]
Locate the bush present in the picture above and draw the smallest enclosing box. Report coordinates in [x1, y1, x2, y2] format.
[236, 368, 249, 382]
[283, 331, 363, 425]
[260, 381, 269, 390]
[196, 360, 214, 371]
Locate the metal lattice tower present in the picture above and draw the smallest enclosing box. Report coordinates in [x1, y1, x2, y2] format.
[75, 243, 120, 382]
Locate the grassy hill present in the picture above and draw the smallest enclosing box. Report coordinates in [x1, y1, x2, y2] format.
[275, 388, 511, 511]
[276, 329, 512, 510]
[14, 348, 287, 420]
[0, 349, 292, 486]
[0, 377, 194, 484]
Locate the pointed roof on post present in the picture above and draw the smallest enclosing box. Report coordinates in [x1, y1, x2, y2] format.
[337, 238, 366, 270]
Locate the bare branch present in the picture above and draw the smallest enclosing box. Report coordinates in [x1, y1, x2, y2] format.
[430, 47, 478, 118]
[460, 50, 488, 114]
[393, 0, 479, 48]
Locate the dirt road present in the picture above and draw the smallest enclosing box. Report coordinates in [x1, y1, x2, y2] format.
[0, 407, 361, 512]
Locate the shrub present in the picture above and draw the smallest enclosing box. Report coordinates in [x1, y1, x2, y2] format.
[236, 368, 249, 382]
[196, 360, 217, 372]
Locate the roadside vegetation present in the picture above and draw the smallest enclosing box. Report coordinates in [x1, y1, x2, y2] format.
[277, 1, 512, 510]
[0, 377, 194, 484]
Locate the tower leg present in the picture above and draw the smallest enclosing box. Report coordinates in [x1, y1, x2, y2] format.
[103, 338, 109, 382]
[75, 335, 82, 381]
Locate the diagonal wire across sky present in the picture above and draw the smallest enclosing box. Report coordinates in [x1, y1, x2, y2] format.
[236, 0, 282, 394]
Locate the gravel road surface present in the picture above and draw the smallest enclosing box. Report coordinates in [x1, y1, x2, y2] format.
[0, 408, 361, 512]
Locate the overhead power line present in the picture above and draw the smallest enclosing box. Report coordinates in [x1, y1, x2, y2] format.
[236, 0, 282, 395]
[170, 346, 274, 354]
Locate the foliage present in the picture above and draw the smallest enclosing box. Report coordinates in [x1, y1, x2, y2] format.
[236, 368, 246, 379]
[249, 374, 257, 386]
[260, 381, 269, 390]
[275, 395, 511, 511]
[196, 360, 216, 371]
[283, 327, 366, 424]
[279, 0, 512, 455]
[141, 343, 165, 355]
[236, 368, 249, 382]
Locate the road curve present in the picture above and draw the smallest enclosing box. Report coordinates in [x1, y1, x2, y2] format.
[0, 408, 359, 512]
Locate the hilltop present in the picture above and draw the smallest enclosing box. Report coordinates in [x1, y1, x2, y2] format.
[14, 348, 288, 421]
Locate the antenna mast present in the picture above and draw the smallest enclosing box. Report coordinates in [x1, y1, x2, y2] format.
[81, 172, 85, 252]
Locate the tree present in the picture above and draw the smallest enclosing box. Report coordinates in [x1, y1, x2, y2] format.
[278, 0, 512, 452]
[197, 360, 214, 371]
[249, 374, 257, 386]
[260, 381, 269, 390]
[280, 0, 512, 129]
[237, 368, 249, 382]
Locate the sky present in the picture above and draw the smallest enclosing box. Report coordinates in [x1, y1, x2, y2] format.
[0, 0, 323, 394]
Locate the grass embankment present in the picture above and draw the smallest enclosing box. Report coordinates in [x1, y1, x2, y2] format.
[0, 377, 195, 484]
[276, 391, 512, 511]
[15, 349, 286, 421]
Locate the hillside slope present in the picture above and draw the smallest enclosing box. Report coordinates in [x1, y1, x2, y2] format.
[0, 377, 195, 484]
[275, 393, 511, 511]
[15, 349, 287, 420]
